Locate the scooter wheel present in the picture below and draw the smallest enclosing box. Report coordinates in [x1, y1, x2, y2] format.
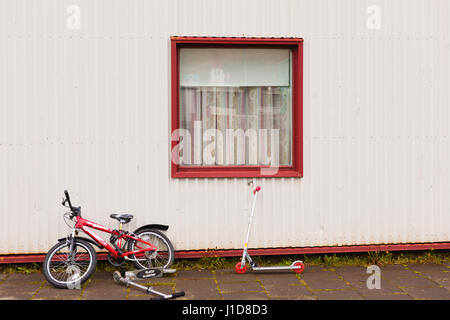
[292, 261, 305, 274]
[235, 262, 247, 274]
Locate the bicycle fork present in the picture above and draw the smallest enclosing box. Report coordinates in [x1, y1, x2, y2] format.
[66, 229, 78, 262]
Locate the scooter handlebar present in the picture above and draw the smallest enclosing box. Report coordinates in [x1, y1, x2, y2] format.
[171, 291, 185, 298]
[253, 186, 261, 194]
[150, 291, 185, 300]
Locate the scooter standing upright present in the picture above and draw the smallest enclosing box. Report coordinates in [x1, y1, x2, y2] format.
[235, 184, 305, 274]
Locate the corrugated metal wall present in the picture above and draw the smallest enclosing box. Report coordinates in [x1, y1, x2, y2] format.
[0, 0, 449, 254]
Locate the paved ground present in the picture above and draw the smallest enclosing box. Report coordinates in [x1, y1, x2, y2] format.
[0, 262, 449, 300]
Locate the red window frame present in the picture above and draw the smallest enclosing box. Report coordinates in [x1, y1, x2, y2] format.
[170, 36, 303, 178]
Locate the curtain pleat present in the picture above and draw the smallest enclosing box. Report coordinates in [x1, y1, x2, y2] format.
[180, 86, 291, 166]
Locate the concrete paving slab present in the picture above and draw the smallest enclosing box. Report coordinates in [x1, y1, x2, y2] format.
[361, 292, 413, 300]
[341, 277, 403, 294]
[127, 294, 154, 300]
[0, 273, 45, 300]
[175, 269, 214, 279]
[406, 263, 448, 271]
[406, 264, 450, 284]
[297, 268, 339, 279]
[174, 278, 222, 300]
[214, 269, 259, 282]
[4, 273, 46, 283]
[270, 295, 316, 300]
[80, 279, 128, 300]
[333, 268, 388, 291]
[240, 273, 314, 298]
[221, 291, 269, 300]
[334, 266, 367, 273]
[435, 279, 450, 289]
[263, 283, 314, 298]
[381, 269, 418, 279]
[299, 271, 352, 291]
[401, 286, 450, 300]
[314, 289, 365, 300]
[90, 271, 114, 281]
[32, 282, 83, 300]
[218, 280, 264, 293]
[387, 276, 440, 288]
[0, 263, 449, 300]
[333, 267, 368, 279]
[127, 283, 176, 300]
[380, 264, 409, 270]
[255, 272, 301, 284]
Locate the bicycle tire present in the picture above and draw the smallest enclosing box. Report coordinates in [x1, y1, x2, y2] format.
[42, 238, 97, 289]
[127, 228, 174, 270]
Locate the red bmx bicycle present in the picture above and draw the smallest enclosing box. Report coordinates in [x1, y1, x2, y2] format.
[43, 190, 175, 289]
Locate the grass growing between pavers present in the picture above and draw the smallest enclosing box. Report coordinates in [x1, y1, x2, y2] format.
[0, 250, 449, 274]
[171, 250, 450, 270]
[0, 262, 42, 274]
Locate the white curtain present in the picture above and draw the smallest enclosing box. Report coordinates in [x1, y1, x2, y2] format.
[179, 86, 292, 166]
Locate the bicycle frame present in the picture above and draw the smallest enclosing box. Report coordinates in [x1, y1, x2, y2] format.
[73, 216, 157, 259]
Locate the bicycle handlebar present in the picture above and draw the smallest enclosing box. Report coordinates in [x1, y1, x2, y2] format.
[63, 190, 80, 217]
[64, 190, 73, 210]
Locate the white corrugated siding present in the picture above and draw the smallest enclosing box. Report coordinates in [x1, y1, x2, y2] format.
[0, 0, 449, 254]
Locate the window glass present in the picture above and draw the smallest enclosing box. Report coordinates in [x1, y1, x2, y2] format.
[179, 48, 292, 167]
[180, 48, 290, 87]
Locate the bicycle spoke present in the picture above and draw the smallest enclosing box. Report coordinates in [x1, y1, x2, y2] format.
[46, 242, 93, 285]
[127, 230, 173, 270]
[52, 252, 69, 262]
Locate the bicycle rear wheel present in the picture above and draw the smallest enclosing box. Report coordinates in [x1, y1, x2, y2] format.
[43, 239, 97, 289]
[127, 228, 174, 270]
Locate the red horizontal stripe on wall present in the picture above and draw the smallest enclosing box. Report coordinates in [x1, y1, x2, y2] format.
[1, 242, 449, 264]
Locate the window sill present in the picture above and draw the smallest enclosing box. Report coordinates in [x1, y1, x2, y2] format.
[171, 165, 302, 178]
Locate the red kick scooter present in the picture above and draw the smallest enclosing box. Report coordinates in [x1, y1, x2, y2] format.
[235, 184, 305, 274]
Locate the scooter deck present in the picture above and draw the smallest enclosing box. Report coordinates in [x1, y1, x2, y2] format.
[237, 257, 305, 274]
[124, 267, 177, 281]
[252, 265, 302, 271]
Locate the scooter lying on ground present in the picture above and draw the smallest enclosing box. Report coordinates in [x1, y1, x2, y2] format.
[113, 267, 185, 300]
[235, 184, 305, 274]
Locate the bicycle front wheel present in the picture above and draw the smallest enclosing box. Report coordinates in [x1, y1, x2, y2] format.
[43, 239, 97, 289]
[127, 228, 174, 270]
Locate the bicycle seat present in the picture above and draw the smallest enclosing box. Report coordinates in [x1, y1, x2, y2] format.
[110, 214, 134, 224]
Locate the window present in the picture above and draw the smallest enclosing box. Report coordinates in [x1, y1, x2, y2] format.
[171, 37, 303, 178]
